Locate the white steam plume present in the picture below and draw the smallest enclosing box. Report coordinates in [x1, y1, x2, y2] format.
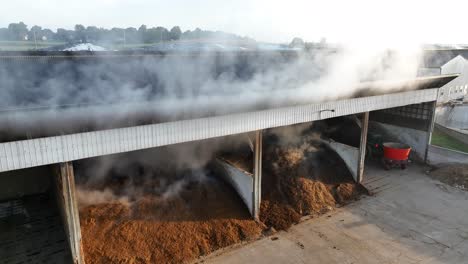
[74, 134, 249, 206]
[0, 46, 424, 140]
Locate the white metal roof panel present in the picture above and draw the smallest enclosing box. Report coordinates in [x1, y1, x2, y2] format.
[0, 88, 439, 172]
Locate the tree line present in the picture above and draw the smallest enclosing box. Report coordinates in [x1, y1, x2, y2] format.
[0, 22, 251, 44]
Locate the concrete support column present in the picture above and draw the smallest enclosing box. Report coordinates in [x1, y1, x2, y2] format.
[425, 101, 437, 163]
[357, 112, 369, 183]
[54, 162, 84, 264]
[252, 130, 263, 221]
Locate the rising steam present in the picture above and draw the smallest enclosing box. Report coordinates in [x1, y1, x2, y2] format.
[74, 134, 249, 207]
[0, 35, 425, 207]
[0, 46, 423, 140]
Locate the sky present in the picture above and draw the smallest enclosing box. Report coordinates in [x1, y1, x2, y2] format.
[1, 0, 466, 45]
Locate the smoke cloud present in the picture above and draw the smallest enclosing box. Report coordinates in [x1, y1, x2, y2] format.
[0, 32, 426, 207]
[0, 46, 424, 141]
[0, 48, 420, 110]
[74, 134, 250, 207]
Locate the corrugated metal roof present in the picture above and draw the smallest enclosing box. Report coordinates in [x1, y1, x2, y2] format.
[0, 88, 440, 172]
[0, 74, 458, 143]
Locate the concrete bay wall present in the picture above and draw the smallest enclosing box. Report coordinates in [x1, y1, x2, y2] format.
[427, 145, 468, 166]
[322, 141, 359, 182]
[213, 159, 254, 214]
[436, 105, 468, 129]
[435, 123, 468, 145]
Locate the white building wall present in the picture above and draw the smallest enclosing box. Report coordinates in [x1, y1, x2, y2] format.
[440, 55, 468, 101]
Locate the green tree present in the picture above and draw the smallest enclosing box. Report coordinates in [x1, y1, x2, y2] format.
[30, 25, 42, 33]
[29, 25, 42, 41]
[8, 22, 28, 40]
[0, 28, 9, 40]
[125, 27, 138, 43]
[41, 29, 55, 41]
[74, 24, 85, 31]
[56, 28, 74, 42]
[155, 27, 169, 41]
[138, 25, 147, 43]
[144, 27, 158, 43]
[170, 26, 182, 40]
[86, 26, 100, 42]
[75, 24, 86, 42]
[289, 37, 305, 48]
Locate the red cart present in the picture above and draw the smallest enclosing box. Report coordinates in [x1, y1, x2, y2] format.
[382, 142, 411, 170]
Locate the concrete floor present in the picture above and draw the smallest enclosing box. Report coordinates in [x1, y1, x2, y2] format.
[203, 164, 468, 264]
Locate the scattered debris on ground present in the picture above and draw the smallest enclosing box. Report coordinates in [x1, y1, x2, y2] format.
[429, 164, 468, 191]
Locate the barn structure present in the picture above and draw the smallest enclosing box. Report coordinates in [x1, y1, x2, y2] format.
[0, 51, 466, 264]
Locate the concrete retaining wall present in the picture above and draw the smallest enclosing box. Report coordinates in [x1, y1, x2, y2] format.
[427, 145, 468, 166]
[436, 105, 468, 129]
[322, 141, 359, 182]
[213, 159, 254, 214]
[435, 123, 468, 145]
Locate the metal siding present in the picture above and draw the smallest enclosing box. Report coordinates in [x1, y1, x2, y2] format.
[11, 142, 19, 170]
[32, 139, 39, 167]
[371, 101, 436, 131]
[438, 85, 468, 102]
[25, 140, 33, 167]
[25, 140, 31, 168]
[0, 144, 6, 170]
[0, 88, 438, 172]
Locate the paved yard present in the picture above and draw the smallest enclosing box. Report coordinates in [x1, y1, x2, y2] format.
[202, 164, 468, 264]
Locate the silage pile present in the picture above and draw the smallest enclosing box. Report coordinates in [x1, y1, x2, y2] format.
[77, 127, 366, 264]
[79, 176, 263, 264]
[259, 133, 366, 230]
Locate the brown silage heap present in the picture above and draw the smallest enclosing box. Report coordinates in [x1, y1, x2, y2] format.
[78, 125, 366, 264]
[80, 179, 263, 264]
[259, 131, 366, 230]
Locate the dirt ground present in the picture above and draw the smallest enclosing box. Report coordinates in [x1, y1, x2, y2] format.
[429, 164, 468, 191]
[78, 126, 366, 264]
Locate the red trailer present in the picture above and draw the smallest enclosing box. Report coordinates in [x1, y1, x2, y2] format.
[382, 142, 412, 170]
